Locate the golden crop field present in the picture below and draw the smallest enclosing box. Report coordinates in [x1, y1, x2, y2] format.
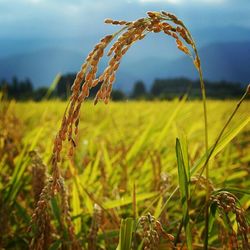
[0, 99, 249, 249]
[1, 10, 250, 250]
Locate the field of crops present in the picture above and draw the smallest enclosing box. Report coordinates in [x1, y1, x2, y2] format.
[0, 98, 249, 249]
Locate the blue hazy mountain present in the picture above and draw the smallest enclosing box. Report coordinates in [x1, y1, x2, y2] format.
[0, 41, 250, 91]
[126, 41, 250, 86]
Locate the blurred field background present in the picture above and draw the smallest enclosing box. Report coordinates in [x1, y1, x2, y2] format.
[0, 97, 249, 249]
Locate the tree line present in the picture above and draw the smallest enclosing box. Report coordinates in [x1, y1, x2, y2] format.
[0, 74, 245, 101]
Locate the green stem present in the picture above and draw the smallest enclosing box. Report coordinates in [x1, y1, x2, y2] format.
[197, 67, 209, 250]
[194, 85, 249, 249]
[176, 21, 210, 248]
[196, 86, 249, 178]
[179, 27, 210, 232]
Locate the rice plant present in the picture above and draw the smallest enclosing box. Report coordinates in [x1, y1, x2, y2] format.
[0, 10, 249, 250]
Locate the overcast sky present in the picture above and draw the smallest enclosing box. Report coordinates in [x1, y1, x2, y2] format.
[0, 0, 250, 57]
[0, 0, 250, 86]
[1, 0, 250, 38]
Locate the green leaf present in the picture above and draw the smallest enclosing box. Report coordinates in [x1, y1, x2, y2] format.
[116, 218, 134, 250]
[178, 132, 190, 193]
[104, 192, 157, 209]
[87, 151, 101, 185]
[208, 202, 217, 234]
[125, 121, 153, 162]
[213, 187, 250, 196]
[225, 171, 248, 181]
[176, 138, 193, 250]
[153, 196, 163, 218]
[154, 96, 187, 150]
[101, 142, 113, 175]
[191, 116, 250, 175]
[4, 127, 44, 204]
[71, 180, 81, 234]
[49, 240, 61, 250]
[51, 197, 62, 228]
[14, 201, 30, 224]
[43, 73, 61, 100]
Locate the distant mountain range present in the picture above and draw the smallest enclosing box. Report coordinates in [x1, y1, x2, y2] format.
[0, 41, 249, 91]
[126, 41, 250, 87]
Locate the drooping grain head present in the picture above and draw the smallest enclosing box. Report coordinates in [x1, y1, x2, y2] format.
[29, 177, 53, 250]
[191, 175, 215, 192]
[30, 10, 203, 249]
[51, 10, 200, 171]
[30, 151, 47, 204]
[59, 177, 82, 250]
[210, 191, 249, 249]
[138, 213, 174, 249]
[88, 204, 102, 250]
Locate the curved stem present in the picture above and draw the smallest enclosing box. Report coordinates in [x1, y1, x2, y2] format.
[186, 24, 210, 246]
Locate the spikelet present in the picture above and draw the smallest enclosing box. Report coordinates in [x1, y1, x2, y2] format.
[104, 18, 127, 25]
[191, 175, 214, 192]
[30, 151, 46, 204]
[138, 213, 174, 249]
[58, 11, 200, 149]
[59, 177, 82, 250]
[36, 10, 205, 250]
[246, 83, 250, 94]
[210, 191, 249, 249]
[29, 177, 53, 250]
[88, 204, 102, 250]
[194, 56, 201, 71]
[30, 159, 81, 249]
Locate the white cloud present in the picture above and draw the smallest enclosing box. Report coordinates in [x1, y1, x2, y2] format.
[139, 0, 181, 4]
[139, 0, 226, 5]
[27, 0, 42, 4]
